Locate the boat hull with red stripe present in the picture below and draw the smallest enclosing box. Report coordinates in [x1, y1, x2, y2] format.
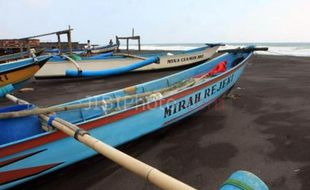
[0, 50, 252, 189]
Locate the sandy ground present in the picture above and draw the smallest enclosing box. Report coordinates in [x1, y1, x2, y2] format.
[2, 54, 310, 190]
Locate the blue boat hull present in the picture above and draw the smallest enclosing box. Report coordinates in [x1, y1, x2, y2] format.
[0, 52, 251, 189]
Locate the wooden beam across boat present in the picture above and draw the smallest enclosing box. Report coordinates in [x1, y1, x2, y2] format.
[113, 52, 147, 60]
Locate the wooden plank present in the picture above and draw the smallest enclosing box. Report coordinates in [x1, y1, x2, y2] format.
[19, 29, 73, 40]
[117, 36, 140, 40]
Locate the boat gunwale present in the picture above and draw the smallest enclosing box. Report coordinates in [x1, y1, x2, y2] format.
[0, 56, 51, 75]
[49, 45, 213, 63]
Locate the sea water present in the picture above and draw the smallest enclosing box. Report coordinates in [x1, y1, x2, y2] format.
[119, 43, 310, 57]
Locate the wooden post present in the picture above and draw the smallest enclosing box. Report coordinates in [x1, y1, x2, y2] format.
[67, 30, 73, 56]
[126, 38, 129, 51]
[19, 41, 23, 57]
[116, 36, 120, 51]
[26, 40, 30, 53]
[132, 28, 134, 36]
[57, 33, 62, 54]
[138, 37, 141, 51]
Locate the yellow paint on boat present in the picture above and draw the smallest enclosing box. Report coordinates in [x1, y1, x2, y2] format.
[0, 65, 41, 87]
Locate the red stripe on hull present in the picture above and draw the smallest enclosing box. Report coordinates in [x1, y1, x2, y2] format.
[0, 162, 62, 185]
[0, 149, 46, 168]
[0, 62, 245, 158]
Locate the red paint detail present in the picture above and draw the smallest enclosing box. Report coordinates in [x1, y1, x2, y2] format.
[0, 163, 62, 185]
[0, 62, 245, 158]
[0, 149, 45, 168]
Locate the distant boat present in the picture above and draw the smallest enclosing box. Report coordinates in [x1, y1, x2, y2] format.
[90, 44, 119, 54]
[35, 44, 221, 79]
[0, 50, 44, 64]
[0, 55, 50, 97]
[0, 46, 266, 189]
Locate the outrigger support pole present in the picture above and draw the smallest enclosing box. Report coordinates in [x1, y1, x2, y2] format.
[218, 46, 268, 54]
[4, 94, 197, 190]
[61, 54, 82, 73]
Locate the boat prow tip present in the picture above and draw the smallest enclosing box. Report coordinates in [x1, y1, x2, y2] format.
[218, 46, 269, 54]
[205, 43, 226, 47]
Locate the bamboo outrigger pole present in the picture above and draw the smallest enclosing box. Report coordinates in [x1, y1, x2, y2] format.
[5, 94, 197, 190]
[113, 52, 147, 60]
[61, 54, 82, 72]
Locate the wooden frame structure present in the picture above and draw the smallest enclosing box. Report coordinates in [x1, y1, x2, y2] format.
[19, 26, 74, 55]
[116, 28, 141, 51]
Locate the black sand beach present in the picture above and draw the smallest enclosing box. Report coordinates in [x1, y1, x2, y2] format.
[2, 54, 310, 190]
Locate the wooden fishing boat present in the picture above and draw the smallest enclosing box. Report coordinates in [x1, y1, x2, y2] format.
[0, 50, 44, 64]
[90, 44, 119, 54]
[0, 47, 266, 189]
[0, 55, 50, 97]
[34, 44, 221, 79]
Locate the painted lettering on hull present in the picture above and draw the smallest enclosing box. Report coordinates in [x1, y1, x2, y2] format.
[167, 54, 204, 64]
[164, 74, 234, 118]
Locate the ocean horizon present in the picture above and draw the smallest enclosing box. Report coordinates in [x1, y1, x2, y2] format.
[119, 42, 310, 57]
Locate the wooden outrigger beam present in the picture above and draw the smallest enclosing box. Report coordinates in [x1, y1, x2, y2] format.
[19, 29, 74, 40]
[19, 26, 74, 56]
[113, 52, 147, 60]
[5, 94, 196, 190]
[61, 54, 82, 72]
[218, 47, 268, 54]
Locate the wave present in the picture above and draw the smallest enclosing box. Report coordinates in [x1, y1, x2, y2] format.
[119, 43, 310, 57]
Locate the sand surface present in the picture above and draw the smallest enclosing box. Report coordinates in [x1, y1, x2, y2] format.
[2, 54, 310, 190]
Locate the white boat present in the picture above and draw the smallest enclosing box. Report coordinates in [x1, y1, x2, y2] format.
[35, 45, 220, 79]
[90, 44, 118, 54]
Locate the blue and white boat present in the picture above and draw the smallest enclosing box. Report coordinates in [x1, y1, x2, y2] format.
[0, 46, 265, 189]
[35, 44, 221, 78]
[90, 43, 119, 54]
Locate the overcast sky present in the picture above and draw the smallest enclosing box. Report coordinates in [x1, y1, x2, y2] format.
[1, 0, 309, 44]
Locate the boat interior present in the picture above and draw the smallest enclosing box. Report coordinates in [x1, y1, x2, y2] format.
[49, 46, 211, 62]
